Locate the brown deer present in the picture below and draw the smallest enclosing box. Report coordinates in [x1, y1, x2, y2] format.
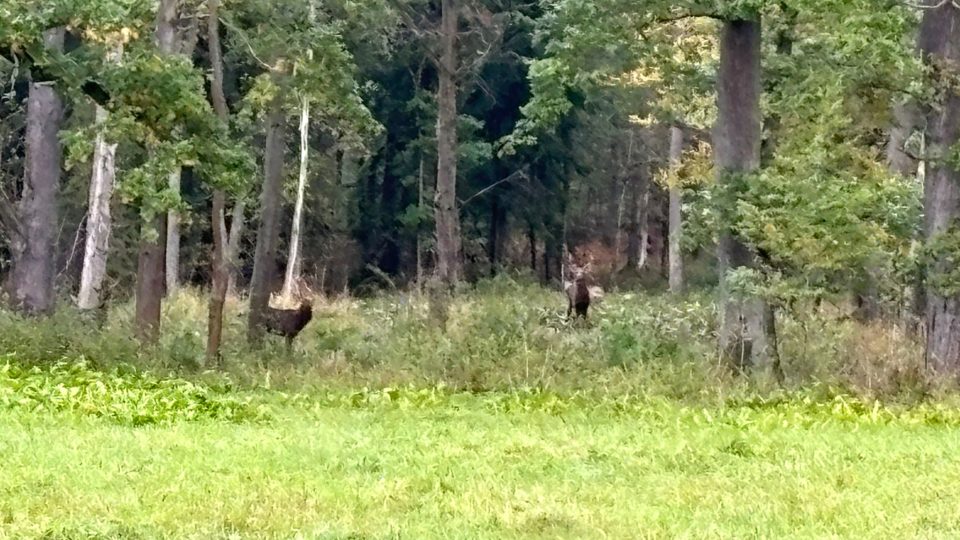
[265, 283, 314, 349]
[565, 256, 592, 319]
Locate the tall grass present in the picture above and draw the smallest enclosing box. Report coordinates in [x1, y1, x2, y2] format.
[0, 275, 941, 401]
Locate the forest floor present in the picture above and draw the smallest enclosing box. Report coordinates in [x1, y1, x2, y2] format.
[1, 281, 958, 538]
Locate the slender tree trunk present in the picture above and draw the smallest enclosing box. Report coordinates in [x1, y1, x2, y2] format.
[668, 124, 684, 294]
[247, 96, 287, 345]
[135, 0, 179, 343]
[626, 175, 641, 270]
[528, 224, 537, 274]
[434, 0, 462, 286]
[165, 168, 181, 295]
[282, 95, 311, 299]
[226, 201, 245, 295]
[416, 153, 425, 290]
[614, 178, 627, 264]
[78, 104, 118, 309]
[614, 130, 635, 268]
[10, 29, 64, 315]
[637, 185, 650, 271]
[715, 17, 781, 383]
[920, 4, 960, 374]
[206, 0, 230, 363]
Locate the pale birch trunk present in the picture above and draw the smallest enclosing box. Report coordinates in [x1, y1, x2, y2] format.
[77, 105, 117, 310]
[668, 125, 684, 294]
[226, 201, 245, 295]
[165, 168, 181, 296]
[78, 43, 123, 311]
[281, 95, 311, 299]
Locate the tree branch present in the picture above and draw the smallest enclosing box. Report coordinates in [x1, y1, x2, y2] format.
[459, 167, 529, 208]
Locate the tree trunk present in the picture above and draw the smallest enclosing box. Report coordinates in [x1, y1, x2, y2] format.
[668, 125, 684, 294]
[78, 66, 119, 311]
[434, 0, 462, 286]
[715, 18, 781, 382]
[247, 96, 286, 345]
[226, 201, 245, 295]
[637, 185, 650, 271]
[920, 4, 960, 374]
[528, 224, 537, 274]
[135, 217, 166, 343]
[10, 29, 64, 315]
[282, 95, 311, 299]
[135, 0, 179, 343]
[206, 0, 230, 364]
[416, 153, 425, 289]
[165, 168, 181, 296]
[625, 175, 640, 270]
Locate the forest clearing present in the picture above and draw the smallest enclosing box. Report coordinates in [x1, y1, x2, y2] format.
[3, 0, 960, 537]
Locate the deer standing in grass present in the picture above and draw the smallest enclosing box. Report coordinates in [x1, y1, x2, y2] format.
[265, 282, 314, 349]
[565, 256, 593, 319]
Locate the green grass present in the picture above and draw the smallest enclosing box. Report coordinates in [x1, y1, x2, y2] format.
[2, 370, 960, 539]
[0, 281, 954, 538]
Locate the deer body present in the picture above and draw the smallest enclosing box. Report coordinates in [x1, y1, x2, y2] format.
[567, 277, 590, 318]
[264, 300, 313, 348]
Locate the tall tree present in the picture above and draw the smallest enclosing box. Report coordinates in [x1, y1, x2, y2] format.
[206, 0, 231, 363]
[714, 16, 780, 381]
[247, 93, 287, 345]
[434, 0, 462, 285]
[9, 28, 64, 315]
[919, 2, 960, 373]
[134, 0, 179, 343]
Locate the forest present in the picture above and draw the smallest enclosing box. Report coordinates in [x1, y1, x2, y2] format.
[3, 0, 960, 538]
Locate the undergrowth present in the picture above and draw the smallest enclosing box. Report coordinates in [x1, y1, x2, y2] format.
[0, 356, 269, 425]
[0, 275, 941, 402]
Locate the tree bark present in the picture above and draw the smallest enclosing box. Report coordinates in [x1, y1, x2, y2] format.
[9, 29, 64, 315]
[206, 0, 230, 363]
[920, 3, 960, 374]
[165, 168, 181, 295]
[668, 124, 684, 294]
[637, 184, 650, 271]
[434, 0, 462, 286]
[247, 96, 287, 345]
[416, 153, 425, 289]
[226, 201, 245, 295]
[135, 0, 179, 343]
[282, 96, 311, 299]
[78, 44, 121, 312]
[625, 174, 641, 270]
[135, 218, 166, 343]
[715, 18, 781, 382]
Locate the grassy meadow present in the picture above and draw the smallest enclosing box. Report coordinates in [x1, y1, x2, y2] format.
[0, 278, 957, 538]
